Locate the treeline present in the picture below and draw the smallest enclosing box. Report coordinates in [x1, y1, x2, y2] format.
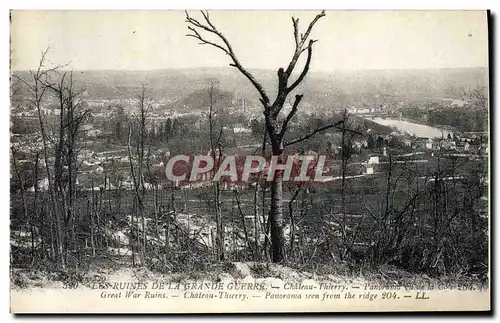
[428, 108, 487, 133]
[107, 107, 245, 153]
[109, 106, 182, 144]
[401, 87, 489, 133]
[401, 107, 487, 133]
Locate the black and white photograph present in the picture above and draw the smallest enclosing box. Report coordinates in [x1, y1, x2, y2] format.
[9, 9, 490, 313]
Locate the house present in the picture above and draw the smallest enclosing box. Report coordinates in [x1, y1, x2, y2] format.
[329, 144, 341, 156]
[348, 106, 358, 114]
[157, 149, 171, 160]
[87, 129, 103, 137]
[367, 156, 380, 165]
[80, 124, 103, 137]
[441, 140, 457, 151]
[479, 144, 489, 155]
[233, 125, 252, 134]
[40, 108, 61, 116]
[153, 161, 165, 168]
[353, 139, 368, 149]
[450, 99, 466, 107]
[360, 164, 374, 175]
[468, 145, 479, 154]
[426, 138, 433, 150]
[27, 177, 49, 192]
[81, 124, 93, 132]
[83, 158, 101, 167]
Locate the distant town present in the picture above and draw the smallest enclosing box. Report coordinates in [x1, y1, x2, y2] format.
[11, 78, 488, 193]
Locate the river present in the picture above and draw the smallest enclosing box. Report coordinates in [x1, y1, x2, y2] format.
[367, 117, 452, 139]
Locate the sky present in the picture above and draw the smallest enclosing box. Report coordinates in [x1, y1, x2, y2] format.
[10, 10, 489, 71]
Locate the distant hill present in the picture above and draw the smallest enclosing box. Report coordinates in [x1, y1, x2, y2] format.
[11, 67, 488, 108]
[168, 87, 235, 111]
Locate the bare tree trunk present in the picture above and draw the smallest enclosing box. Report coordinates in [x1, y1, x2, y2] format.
[43, 69, 89, 266]
[340, 110, 350, 259]
[126, 84, 151, 264]
[138, 87, 147, 261]
[164, 204, 170, 252]
[253, 183, 260, 260]
[35, 74, 64, 269]
[231, 193, 235, 261]
[127, 124, 137, 266]
[207, 81, 225, 260]
[214, 183, 224, 260]
[170, 184, 178, 244]
[154, 183, 159, 238]
[385, 154, 392, 219]
[260, 131, 270, 260]
[33, 152, 42, 260]
[234, 190, 253, 256]
[270, 176, 286, 263]
[90, 180, 96, 257]
[288, 188, 301, 261]
[11, 148, 34, 263]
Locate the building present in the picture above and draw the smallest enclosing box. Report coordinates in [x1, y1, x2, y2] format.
[425, 138, 433, 150]
[87, 129, 103, 137]
[360, 164, 374, 175]
[233, 125, 252, 134]
[441, 140, 457, 151]
[81, 124, 102, 137]
[367, 156, 380, 165]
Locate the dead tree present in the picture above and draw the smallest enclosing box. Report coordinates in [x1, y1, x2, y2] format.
[127, 84, 151, 263]
[137, 85, 148, 260]
[207, 81, 225, 260]
[11, 147, 35, 263]
[43, 71, 90, 260]
[339, 109, 355, 259]
[186, 10, 352, 263]
[14, 48, 65, 268]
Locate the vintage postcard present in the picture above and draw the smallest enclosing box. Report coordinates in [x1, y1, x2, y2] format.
[9, 10, 490, 313]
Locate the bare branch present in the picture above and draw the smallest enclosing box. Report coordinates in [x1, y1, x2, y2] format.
[284, 119, 362, 148]
[280, 94, 303, 137]
[291, 17, 300, 48]
[186, 26, 230, 55]
[40, 70, 67, 95]
[185, 10, 271, 105]
[285, 11, 325, 76]
[12, 74, 33, 92]
[200, 10, 217, 30]
[287, 39, 317, 94]
[301, 11, 325, 45]
[362, 203, 382, 224]
[284, 120, 344, 147]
